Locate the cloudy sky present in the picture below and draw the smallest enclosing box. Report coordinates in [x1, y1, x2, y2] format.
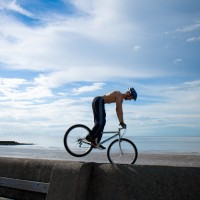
[0, 0, 200, 138]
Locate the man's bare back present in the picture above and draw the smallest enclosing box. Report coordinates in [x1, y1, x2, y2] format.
[102, 91, 124, 104]
[102, 91, 125, 123]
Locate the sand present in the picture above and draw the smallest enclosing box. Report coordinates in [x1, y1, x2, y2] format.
[0, 145, 199, 167]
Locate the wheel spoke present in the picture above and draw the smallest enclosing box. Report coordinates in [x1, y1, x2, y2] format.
[107, 138, 138, 164]
[64, 124, 93, 157]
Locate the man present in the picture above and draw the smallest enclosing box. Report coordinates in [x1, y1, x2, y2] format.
[86, 87, 137, 149]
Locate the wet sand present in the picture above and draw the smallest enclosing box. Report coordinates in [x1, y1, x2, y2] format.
[0, 146, 199, 167]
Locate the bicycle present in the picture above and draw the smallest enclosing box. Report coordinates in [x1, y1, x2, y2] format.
[63, 124, 138, 164]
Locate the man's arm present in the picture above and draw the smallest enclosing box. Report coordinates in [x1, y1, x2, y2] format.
[115, 93, 124, 123]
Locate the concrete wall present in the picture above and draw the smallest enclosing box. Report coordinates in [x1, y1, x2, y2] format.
[0, 157, 199, 200]
[0, 157, 54, 200]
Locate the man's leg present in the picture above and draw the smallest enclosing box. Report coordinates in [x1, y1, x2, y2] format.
[91, 97, 105, 139]
[87, 97, 106, 148]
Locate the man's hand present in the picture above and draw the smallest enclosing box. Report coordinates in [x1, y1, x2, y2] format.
[119, 122, 127, 129]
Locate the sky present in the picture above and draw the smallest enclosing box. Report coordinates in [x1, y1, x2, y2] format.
[0, 0, 200, 139]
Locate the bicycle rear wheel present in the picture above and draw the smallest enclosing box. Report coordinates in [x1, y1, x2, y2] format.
[107, 138, 138, 164]
[64, 124, 93, 157]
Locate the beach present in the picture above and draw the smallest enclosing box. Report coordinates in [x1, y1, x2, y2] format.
[0, 145, 199, 167]
[0, 136, 199, 167]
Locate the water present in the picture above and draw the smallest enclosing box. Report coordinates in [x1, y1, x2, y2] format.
[132, 136, 200, 154]
[1, 134, 200, 155]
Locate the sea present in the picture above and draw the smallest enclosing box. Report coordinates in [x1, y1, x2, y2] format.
[1, 133, 200, 155]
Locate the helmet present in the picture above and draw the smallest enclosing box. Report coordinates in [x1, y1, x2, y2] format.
[128, 87, 137, 101]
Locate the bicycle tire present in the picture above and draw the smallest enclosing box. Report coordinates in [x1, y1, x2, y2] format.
[64, 124, 93, 157]
[107, 138, 138, 164]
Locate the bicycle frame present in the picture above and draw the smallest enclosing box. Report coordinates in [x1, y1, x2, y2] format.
[64, 124, 138, 164]
[80, 127, 126, 154]
[99, 128, 125, 154]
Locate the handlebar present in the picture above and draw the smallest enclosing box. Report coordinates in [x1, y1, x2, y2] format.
[119, 127, 125, 130]
[118, 127, 127, 138]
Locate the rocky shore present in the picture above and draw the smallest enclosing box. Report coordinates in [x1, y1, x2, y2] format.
[0, 141, 34, 145]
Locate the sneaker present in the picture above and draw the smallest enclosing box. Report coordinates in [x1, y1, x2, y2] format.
[96, 144, 106, 150]
[85, 135, 95, 142]
[86, 135, 97, 146]
[85, 135, 106, 150]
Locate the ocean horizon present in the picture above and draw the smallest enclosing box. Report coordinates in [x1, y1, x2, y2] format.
[1, 134, 200, 155]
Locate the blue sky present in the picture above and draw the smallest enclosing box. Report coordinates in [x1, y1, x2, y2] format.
[0, 0, 200, 138]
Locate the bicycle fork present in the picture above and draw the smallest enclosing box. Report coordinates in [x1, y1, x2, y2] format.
[118, 136, 123, 155]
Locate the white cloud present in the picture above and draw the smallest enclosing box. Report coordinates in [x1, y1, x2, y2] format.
[0, 0, 198, 82]
[0, 0, 159, 79]
[138, 80, 200, 104]
[0, 96, 93, 134]
[10, 86, 53, 100]
[1, 0, 197, 83]
[33, 67, 164, 90]
[72, 83, 105, 94]
[0, 77, 53, 100]
[164, 20, 200, 37]
[133, 45, 141, 51]
[0, 77, 27, 89]
[0, 0, 33, 17]
[0, 0, 200, 136]
[186, 36, 200, 42]
[126, 80, 200, 134]
[176, 21, 200, 33]
[0, 78, 200, 135]
[173, 58, 182, 64]
[0, 14, 125, 69]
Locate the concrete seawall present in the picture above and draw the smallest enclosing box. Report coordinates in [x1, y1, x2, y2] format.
[0, 157, 199, 200]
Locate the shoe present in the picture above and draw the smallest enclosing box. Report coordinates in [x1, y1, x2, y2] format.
[86, 135, 97, 146]
[92, 143, 106, 150]
[96, 144, 106, 150]
[85, 135, 95, 142]
[85, 135, 106, 150]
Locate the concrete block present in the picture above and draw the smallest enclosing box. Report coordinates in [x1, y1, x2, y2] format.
[0, 157, 55, 200]
[46, 162, 93, 200]
[87, 164, 200, 200]
[0, 158, 199, 200]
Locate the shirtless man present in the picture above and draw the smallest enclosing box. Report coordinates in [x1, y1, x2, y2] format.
[86, 87, 137, 149]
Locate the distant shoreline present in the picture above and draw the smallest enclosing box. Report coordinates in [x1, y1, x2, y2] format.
[0, 141, 34, 145]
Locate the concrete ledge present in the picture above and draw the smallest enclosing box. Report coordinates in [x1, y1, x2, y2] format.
[0, 157, 199, 200]
[0, 157, 55, 200]
[46, 162, 93, 200]
[88, 164, 200, 200]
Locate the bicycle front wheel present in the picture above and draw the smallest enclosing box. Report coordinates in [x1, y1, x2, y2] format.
[107, 138, 138, 164]
[64, 124, 93, 157]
